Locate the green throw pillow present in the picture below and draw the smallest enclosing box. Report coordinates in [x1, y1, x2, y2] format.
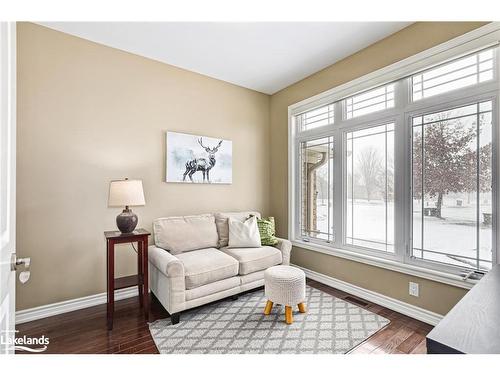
[256, 217, 278, 246]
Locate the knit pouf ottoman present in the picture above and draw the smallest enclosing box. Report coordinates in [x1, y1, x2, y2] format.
[264, 265, 306, 324]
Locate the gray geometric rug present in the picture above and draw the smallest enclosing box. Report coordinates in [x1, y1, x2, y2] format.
[149, 286, 390, 354]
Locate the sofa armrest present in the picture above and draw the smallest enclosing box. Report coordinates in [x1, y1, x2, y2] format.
[274, 237, 292, 265]
[148, 245, 186, 314]
[148, 245, 184, 278]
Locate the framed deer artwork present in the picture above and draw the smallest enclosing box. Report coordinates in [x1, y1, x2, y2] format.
[165, 131, 232, 184]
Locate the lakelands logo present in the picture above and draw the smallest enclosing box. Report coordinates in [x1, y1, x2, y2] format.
[1, 330, 49, 353]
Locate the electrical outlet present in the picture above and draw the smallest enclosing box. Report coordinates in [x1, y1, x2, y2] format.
[409, 282, 419, 297]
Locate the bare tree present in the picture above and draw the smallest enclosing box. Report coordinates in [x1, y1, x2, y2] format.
[375, 152, 394, 202]
[357, 146, 383, 201]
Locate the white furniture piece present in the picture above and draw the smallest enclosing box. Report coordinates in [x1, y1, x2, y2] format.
[148, 211, 292, 324]
[263, 265, 306, 324]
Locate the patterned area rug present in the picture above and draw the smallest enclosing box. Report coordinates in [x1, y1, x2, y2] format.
[149, 286, 390, 354]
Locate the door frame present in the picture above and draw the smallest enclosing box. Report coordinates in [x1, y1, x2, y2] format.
[0, 21, 16, 355]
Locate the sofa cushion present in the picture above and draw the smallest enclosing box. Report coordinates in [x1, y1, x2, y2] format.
[215, 211, 261, 248]
[153, 214, 219, 255]
[185, 276, 240, 301]
[240, 270, 265, 285]
[176, 248, 239, 289]
[220, 246, 282, 275]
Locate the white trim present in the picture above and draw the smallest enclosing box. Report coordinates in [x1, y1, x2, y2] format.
[292, 240, 476, 289]
[15, 267, 443, 327]
[0, 22, 17, 354]
[289, 23, 500, 114]
[15, 287, 138, 324]
[295, 265, 444, 326]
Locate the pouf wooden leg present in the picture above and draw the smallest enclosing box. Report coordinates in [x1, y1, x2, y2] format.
[298, 302, 307, 313]
[264, 265, 306, 325]
[285, 306, 293, 324]
[264, 300, 274, 315]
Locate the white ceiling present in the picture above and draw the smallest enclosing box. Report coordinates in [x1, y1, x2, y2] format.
[38, 22, 411, 94]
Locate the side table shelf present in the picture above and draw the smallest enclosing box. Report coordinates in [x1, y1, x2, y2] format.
[104, 229, 151, 330]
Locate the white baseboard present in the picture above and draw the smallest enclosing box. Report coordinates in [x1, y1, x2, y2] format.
[16, 267, 443, 326]
[16, 287, 139, 325]
[295, 265, 443, 326]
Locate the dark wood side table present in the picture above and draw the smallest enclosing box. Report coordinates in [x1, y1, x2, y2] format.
[104, 229, 151, 330]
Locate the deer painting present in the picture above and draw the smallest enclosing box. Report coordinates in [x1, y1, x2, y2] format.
[182, 137, 223, 183]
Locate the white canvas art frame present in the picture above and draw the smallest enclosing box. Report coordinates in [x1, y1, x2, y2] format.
[166, 131, 232, 184]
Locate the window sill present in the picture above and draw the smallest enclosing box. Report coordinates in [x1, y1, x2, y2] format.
[291, 240, 478, 290]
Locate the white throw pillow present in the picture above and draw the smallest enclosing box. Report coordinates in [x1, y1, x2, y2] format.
[228, 216, 261, 248]
[215, 211, 261, 247]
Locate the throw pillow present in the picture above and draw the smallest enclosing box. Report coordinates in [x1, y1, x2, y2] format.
[256, 217, 279, 246]
[227, 216, 261, 248]
[214, 211, 261, 248]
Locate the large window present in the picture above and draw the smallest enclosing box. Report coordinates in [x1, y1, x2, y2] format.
[412, 48, 494, 101]
[344, 83, 395, 119]
[291, 42, 499, 278]
[345, 123, 395, 252]
[296, 104, 335, 131]
[411, 101, 493, 270]
[299, 137, 334, 243]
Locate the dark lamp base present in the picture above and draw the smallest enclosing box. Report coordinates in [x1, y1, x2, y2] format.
[116, 208, 138, 233]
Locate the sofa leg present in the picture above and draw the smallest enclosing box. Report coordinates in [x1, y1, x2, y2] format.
[170, 313, 180, 325]
[231, 294, 239, 301]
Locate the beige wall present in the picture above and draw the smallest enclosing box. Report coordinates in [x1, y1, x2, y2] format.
[270, 22, 488, 315]
[16, 23, 271, 310]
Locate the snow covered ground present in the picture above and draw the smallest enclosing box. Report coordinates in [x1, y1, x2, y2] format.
[314, 199, 492, 270]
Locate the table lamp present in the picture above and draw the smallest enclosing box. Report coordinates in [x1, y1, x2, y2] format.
[108, 178, 146, 233]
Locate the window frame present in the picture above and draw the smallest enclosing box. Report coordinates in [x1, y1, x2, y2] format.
[297, 134, 335, 245]
[403, 91, 499, 275]
[343, 82, 395, 120]
[296, 102, 335, 132]
[411, 47, 495, 102]
[288, 23, 500, 288]
[342, 119, 399, 259]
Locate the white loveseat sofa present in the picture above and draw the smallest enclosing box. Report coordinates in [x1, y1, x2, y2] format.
[148, 211, 292, 324]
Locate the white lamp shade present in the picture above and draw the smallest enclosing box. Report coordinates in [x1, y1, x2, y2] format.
[108, 179, 146, 207]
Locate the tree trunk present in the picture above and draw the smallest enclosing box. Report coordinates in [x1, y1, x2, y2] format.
[436, 192, 443, 218]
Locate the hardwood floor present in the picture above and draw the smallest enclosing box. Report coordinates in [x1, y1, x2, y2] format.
[15, 279, 432, 354]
